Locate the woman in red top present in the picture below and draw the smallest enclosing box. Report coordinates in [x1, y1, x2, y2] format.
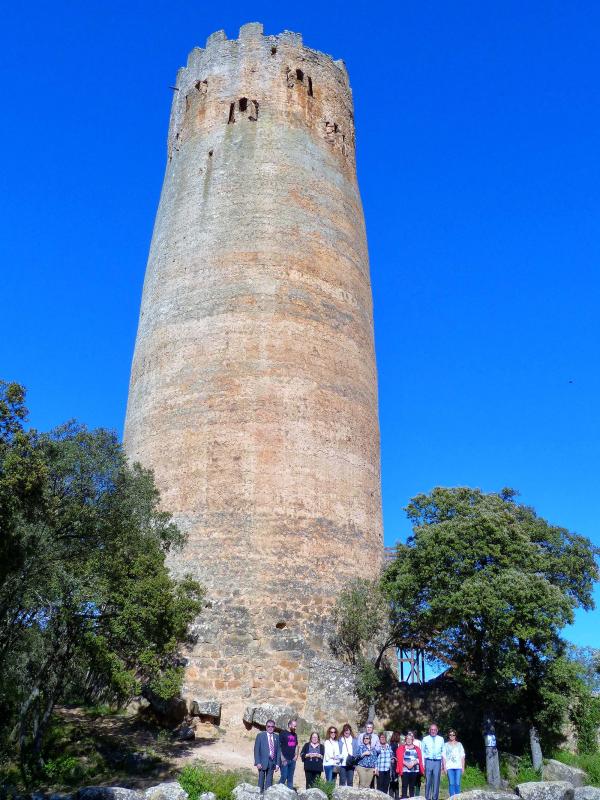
[396, 732, 425, 798]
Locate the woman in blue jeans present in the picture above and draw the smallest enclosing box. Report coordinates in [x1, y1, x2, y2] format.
[442, 730, 465, 799]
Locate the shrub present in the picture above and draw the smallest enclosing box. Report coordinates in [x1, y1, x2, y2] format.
[459, 764, 488, 791]
[179, 764, 252, 800]
[42, 755, 86, 785]
[314, 776, 335, 799]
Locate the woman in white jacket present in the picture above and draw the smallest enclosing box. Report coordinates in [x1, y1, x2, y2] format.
[324, 725, 342, 782]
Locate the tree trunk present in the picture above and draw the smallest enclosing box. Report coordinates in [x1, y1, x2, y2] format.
[483, 713, 501, 788]
[529, 726, 543, 772]
[367, 701, 376, 724]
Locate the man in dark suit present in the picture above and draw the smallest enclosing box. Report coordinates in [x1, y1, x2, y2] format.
[254, 719, 281, 793]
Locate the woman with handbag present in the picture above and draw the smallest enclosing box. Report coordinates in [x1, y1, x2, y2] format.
[338, 723, 357, 786]
[324, 725, 342, 783]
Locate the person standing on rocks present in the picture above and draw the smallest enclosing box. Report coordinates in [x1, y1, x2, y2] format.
[279, 719, 299, 789]
[422, 724, 444, 800]
[442, 729, 465, 799]
[254, 719, 281, 793]
[338, 723, 357, 786]
[301, 731, 325, 788]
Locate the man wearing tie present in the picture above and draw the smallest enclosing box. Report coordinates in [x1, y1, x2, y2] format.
[421, 724, 444, 800]
[254, 719, 281, 793]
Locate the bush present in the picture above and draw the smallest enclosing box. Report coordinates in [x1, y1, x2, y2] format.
[43, 755, 87, 785]
[459, 764, 488, 791]
[552, 750, 600, 787]
[314, 776, 335, 799]
[179, 764, 253, 800]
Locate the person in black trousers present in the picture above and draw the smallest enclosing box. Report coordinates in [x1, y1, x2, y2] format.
[301, 731, 325, 788]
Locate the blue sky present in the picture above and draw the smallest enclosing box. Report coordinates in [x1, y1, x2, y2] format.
[1, 1, 598, 647]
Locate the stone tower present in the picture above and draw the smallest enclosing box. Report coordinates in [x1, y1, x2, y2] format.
[124, 23, 382, 727]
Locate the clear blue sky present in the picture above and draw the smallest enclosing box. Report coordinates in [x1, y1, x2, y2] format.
[1, 1, 598, 647]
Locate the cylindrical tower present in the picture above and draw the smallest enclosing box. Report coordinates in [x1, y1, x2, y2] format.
[124, 22, 382, 726]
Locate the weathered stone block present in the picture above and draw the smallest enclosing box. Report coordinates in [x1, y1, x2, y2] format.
[574, 789, 600, 800]
[145, 784, 189, 800]
[516, 782, 575, 800]
[77, 789, 144, 800]
[333, 789, 389, 800]
[542, 761, 588, 788]
[189, 698, 221, 719]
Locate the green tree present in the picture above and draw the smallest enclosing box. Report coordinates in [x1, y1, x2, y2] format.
[381, 487, 599, 781]
[330, 579, 392, 720]
[0, 381, 204, 781]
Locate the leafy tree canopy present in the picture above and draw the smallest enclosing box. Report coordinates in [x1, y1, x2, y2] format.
[0, 381, 204, 778]
[382, 486, 598, 714]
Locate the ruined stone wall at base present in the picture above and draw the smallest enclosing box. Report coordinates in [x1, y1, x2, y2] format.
[124, 22, 382, 727]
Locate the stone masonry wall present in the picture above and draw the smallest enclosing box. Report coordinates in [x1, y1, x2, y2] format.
[124, 23, 383, 727]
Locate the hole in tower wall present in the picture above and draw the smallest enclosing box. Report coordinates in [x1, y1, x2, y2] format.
[271, 46, 277, 55]
[275, 621, 287, 630]
[307, 76, 313, 96]
[208, 149, 213, 157]
[228, 102, 235, 124]
[195, 79, 208, 93]
[239, 97, 248, 112]
[296, 68, 304, 82]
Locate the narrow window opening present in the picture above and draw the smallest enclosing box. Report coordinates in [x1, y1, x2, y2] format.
[275, 621, 287, 630]
[208, 149, 213, 157]
[228, 102, 235, 124]
[307, 76, 313, 97]
[271, 46, 277, 55]
[195, 79, 208, 94]
[239, 97, 248, 113]
[296, 68, 304, 82]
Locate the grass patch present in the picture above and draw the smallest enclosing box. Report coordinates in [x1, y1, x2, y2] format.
[460, 764, 489, 791]
[552, 750, 600, 787]
[179, 763, 255, 800]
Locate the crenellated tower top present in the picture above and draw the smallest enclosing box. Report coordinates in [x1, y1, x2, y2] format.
[166, 22, 356, 172]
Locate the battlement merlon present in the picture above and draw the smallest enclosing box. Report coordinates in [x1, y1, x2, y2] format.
[176, 22, 351, 92]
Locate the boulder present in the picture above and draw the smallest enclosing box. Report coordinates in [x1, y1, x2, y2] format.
[141, 687, 187, 725]
[175, 723, 196, 741]
[265, 787, 297, 800]
[243, 705, 296, 731]
[76, 789, 144, 800]
[232, 785, 261, 800]
[453, 791, 516, 800]
[333, 788, 389, 800]
[188, 699, 222, 721]
[145, 784, 189, 800]
[516, 781, 574, 800]
[575, 790, 600, 800]
[542, 762, 588, 788]
[297, 790, 328, 800]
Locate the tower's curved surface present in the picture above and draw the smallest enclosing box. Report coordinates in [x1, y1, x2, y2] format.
[124, 23, 382, 725]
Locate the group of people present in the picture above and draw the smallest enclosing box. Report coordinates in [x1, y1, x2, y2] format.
[254, 720, 466, 800]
